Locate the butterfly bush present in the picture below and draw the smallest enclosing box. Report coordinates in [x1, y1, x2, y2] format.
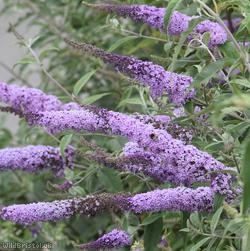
[65, 40, 195, 105]
[84, 3, 228, 47]
[28, 107, 236, 196]
[0, 1, 246, 250]
[0, 145, 75, 177]
[79, 229, 131, 250]
[1, 187, 213, 225]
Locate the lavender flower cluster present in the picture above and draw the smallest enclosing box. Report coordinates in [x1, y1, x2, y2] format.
[132, 113, 194, 144]
[0, 82, 62, 114]
[84, 3, 228, 47]
[0, 82, 81, 115]
[0, 193, 129, 225]
[1, 187, 213, 225]
[29, 107, 236, 197]
[66, 40, 195, 105]
[0, 145, 75, 177]
[79, 229, 131, 250]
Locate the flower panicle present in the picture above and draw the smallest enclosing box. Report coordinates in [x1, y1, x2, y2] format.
[84, 3, 228, 47]
[1, 187, 214, 225]
[0, 145, 75, 177]
[65, 40, 195, 104]
[78, 229, 132, 250]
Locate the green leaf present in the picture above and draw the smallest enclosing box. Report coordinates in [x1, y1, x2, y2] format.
[71, 186, 85, 196]
[213, 193, 224, 211]
[81, 92, 111, 105]
[180, 228, 190, 233]
[190, 237, 211, 251]
[117, 97, 144, 108]
[231, 79, 250, 88]
[73, 69, 96, 96]
[144, 217, 163, 251]
[39, 47, 60, 60]
[13, 56, 36, 68]
[27, 36, 41, 47]
[202, 31, 211, 46]
[189, 212, 200, 227]
[60, 134, 73, 157]
[108, 36, 137, 52]
[192, 60, 225, 87]
[210, 207, 223, 233]
[98, 168, 123, 192]
[242, 138, 250, 215]
[0, 129, 12, 148]
[242, 223, 250, 251]
[164, 0, 183, 32]
[141, 213, 163, 226]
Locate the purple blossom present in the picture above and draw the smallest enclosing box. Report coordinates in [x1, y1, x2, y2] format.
[79, 229, 131, 250]
[30, 110, 105, 134]
[29, 108, 236, 196]
[1, 194, 128, 225]
[0, 82, 62, 114]
[129, 187, 214, 213]
[65, 40, 194, 104]
[123, 141, 201, 183]
[0, 145, 75, 177]
[194, 20, 228, 47]
[0, 82, 83, 115]
[85, 3, 227, 46]
[159, 239, 168, 248]
[169, 11, 195, 35]
[131, 113, 193, 143]
[132, 114, 172, 128]
[55, 180, 74, 191]
[61, 102, 82, 111]
[1, 187, 214, 225]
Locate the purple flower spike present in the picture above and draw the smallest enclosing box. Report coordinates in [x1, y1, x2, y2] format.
[1, 194, 128, 225]
[79, 229, 131, 250]
[168, 11, 195, 35]
[1, 187, 214, 225]
[194, 20, 228, 47]
[129, 187, 214, 213]
[0, 82, 62, 114]
[30, 110, 105, 134]
[0, 82, 82, 115]
[65, 40, 195, 105]
[0, 145, 75, 177]
[84, 3, 165, 30]
[85, 3, 228, 46]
